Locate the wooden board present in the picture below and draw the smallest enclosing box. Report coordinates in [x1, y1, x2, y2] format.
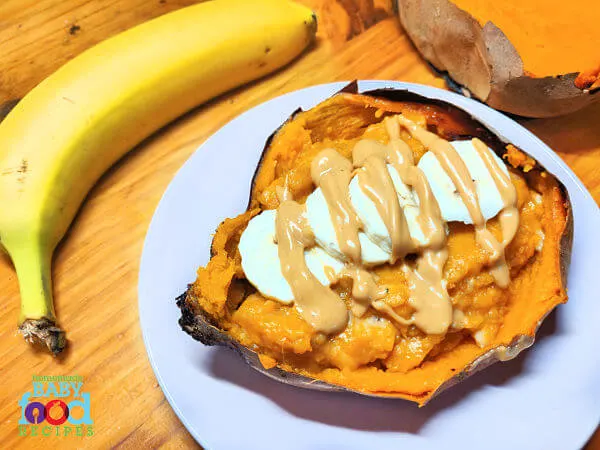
[0, 1, 598, 448]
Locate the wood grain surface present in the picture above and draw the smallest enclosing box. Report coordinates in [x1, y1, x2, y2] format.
[0, 0, 598, 448]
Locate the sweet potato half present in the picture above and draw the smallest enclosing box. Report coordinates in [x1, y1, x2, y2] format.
[394, 0, 600, 118]
[177, 85, 572, 405]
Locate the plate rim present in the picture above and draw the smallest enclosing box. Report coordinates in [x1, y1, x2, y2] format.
[138, 80, 600, 450]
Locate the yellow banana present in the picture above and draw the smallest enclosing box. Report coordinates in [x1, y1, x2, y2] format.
[0, 0, 316, 353]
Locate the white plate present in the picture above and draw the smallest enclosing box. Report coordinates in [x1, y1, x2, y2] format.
[139, 81, 600, 450]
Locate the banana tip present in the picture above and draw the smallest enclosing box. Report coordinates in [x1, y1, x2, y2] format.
[20, 318, 67, 355]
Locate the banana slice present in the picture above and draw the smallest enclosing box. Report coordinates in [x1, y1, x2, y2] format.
[305, 187, 391, 265]
[305, 164, 430, 264]
[240, 140, 509, 302]
[348, 164, 429, 254]
[417, 140, 509, 224]
[239, 209, 344, 303]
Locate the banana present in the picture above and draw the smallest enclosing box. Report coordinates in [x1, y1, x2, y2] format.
[0, 0, 317, 353]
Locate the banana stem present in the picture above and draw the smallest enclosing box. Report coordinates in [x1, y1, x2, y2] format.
[11, 242, 66, 354]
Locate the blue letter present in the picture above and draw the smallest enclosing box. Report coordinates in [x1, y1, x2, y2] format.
[32, 382, 44, 397]
[18, 392, 31, 424]
[67, 393, 92, 425]
[59, 382, 70, 397]
[45, 382, 58, 397]
[70, 382, 82, 398]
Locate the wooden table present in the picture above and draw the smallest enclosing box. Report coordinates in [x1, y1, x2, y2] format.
[0, 1, 598, 448]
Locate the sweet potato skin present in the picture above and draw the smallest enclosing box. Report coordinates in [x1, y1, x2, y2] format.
[394, 0, 599, 118]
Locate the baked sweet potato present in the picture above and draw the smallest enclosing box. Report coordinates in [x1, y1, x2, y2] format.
[394, 0, 600, 117]
[177, 84, 572, 405]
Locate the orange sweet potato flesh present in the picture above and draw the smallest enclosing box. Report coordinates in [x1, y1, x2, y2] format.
[395, 0, 600, 117]
[451, 0, 600, 78]
[180, 91, 571, 405]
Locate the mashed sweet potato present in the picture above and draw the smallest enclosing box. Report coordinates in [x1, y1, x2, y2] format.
[181, 91, 570, 403]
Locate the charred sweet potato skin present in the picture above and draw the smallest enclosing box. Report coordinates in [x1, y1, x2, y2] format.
[178, 87, 572, 405]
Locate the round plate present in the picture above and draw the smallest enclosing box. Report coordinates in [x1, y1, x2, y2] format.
[139, 81, 600, 450]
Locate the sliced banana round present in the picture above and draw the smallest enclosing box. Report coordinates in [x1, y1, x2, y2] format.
[348, 164, 428, 253]
[417, 140, 509, 224]
[239, 209, 344, 303]
[304, 187, 390, 265]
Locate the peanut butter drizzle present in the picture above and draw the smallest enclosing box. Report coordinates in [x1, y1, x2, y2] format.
[372, 301, 412, 326]
[275, 175, 293, 203]
[404, 249, 452, 334]
[270, 114, 519, 337]
[472, 139, 516, 207]
[384, 116, 415, 168]
[384, 117, 445, 248]
[472, 138, 520, 287]
[397, 116, 485, 225]
[355, 117, 452, 334]
[310, 148, 390, 328]
[411, 169, 447, 248]
[310, 117, 453, 334]
[311, 149, 362, 263]
[336, 266, 387, 317]
[275, 200, 348, 334]
[353, 140, 413, 261]
[396, 115, 516, 288]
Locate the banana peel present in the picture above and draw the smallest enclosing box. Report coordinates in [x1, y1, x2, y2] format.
[0, 0, 317, 354]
